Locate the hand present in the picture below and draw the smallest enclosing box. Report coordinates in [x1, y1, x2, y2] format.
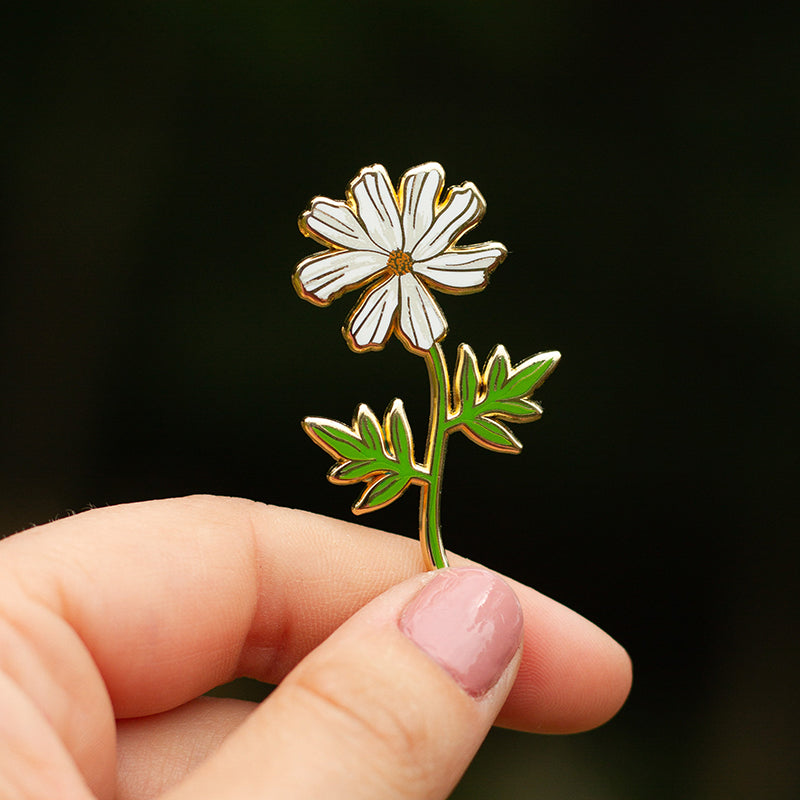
[0, 496, 631, 799]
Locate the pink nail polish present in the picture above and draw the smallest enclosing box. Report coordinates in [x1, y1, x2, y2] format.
[399, 568, 523, 698]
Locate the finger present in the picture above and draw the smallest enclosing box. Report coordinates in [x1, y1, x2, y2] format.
[497, 575, 632, 732]
[164, 568, 524, 800]
[115, 697, 256, 800]
[0, 496, 630, 793]
[0, 669, 96, 800]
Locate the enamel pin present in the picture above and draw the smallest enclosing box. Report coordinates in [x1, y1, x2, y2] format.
[293, 163, 559, 569]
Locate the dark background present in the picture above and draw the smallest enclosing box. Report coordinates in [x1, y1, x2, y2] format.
[1, 2, 797, 797]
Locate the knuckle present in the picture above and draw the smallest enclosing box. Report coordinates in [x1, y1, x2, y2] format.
[287, 660, 437, 793]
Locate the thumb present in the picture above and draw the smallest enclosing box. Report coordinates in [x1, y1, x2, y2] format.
[164, 568, 523, 800]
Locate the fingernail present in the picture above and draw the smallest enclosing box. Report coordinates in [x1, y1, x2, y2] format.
[399, 568, 523, 698]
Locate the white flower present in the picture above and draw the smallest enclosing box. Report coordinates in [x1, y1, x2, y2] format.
[293, 162, 507, 354]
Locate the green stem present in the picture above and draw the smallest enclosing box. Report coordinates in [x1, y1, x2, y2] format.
[420, 342, 451, 569]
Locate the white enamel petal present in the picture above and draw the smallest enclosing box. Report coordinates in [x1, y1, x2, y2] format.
[346, 277, 399, 351]
[413, 243, 507, 293]
[351, 165, 404, 253]
[399, 163, 444, 253]
[302, 198, 382, 253]
[294, 250, 389, 305]
[396, 273, 447, 353]
[410, 183, 486, 260]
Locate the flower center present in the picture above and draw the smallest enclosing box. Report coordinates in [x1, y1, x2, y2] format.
[386, 249, 414, 276]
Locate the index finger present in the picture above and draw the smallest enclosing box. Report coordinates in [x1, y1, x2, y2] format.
[0, 495, 631, 731]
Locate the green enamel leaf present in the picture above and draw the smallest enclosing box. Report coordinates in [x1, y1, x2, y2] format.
[354, 473, 410, 512]
[461, 417, 522, 454]
[304, 401, 426, 514]
[303, 408, 393, 484]
[497, 352, 560, 401]
[489, 398, 543, 421]
[485, 345, 510, 393]
[386, 399, 414, 467]
[329, 459, 386, 482]
[302, 417, 369, 462]
[453, 344, 480, 413]
[356, 405, 384, 456]
[448, 346, 560, 454]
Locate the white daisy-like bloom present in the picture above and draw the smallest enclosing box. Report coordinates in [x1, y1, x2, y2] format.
[293, 162, 507, 354]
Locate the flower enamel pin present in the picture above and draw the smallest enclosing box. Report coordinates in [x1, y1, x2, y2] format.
[293, 162, 560, 569]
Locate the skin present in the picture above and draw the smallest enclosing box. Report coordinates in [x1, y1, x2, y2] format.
[0, 495, 632, 799]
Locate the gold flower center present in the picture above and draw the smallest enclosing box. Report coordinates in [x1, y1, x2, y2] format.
[386, 249, 414, 276]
